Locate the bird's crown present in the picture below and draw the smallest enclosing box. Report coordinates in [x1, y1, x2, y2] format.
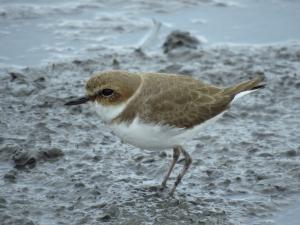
[85, 71, 141, 105]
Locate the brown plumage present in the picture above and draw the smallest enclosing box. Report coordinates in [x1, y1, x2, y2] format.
[111, 72, 264, 128]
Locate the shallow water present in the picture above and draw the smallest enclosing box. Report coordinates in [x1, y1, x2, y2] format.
[1, 0, 300, 66]
[1, 1, 300, 225]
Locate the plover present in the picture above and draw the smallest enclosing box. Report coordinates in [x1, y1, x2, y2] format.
[65, 71, 264, 195]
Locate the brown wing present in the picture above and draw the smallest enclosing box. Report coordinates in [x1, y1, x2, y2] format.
[140, 74, 233, 128]
[114, 73, 232, 128]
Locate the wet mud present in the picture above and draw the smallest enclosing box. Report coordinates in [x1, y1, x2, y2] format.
[1, 42, 300, 224]
[1, 1, 300, 225]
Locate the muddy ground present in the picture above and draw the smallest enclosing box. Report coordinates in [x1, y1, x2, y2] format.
[1, 42, 300, 225]
[1, 1, 300, 225]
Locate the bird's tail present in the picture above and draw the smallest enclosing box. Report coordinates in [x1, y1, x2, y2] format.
[223, 75, 265, 98]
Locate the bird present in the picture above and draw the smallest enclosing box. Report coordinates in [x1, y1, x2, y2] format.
[65, 70, 264, 195]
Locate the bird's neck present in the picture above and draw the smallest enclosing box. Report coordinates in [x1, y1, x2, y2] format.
[92, 102, 127, 123]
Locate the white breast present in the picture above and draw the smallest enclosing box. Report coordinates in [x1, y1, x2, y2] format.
[92, 102, 126, 123]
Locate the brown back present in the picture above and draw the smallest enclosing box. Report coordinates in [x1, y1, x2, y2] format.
[113, 73, 262, 128]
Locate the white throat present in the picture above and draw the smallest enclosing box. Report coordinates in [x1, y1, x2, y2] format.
[92, 102, 126, 123]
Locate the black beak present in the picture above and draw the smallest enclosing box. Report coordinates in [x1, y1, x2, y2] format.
[65, 96, 90, 106]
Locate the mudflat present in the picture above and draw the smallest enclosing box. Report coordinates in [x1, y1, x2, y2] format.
[1, 0, 300, 224]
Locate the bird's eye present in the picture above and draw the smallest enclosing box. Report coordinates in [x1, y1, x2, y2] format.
[101, 88, 114, 96]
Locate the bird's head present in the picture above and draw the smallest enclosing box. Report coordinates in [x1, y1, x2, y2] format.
[65, 71, 141, 121]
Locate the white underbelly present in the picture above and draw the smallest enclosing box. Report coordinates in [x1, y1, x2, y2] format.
[109, 114, 224, 150]
[110, 119, 184, 150]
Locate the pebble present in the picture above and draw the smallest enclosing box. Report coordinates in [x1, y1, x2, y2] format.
[0, 196, 6, 209]
[43, 148, 64, 159]
[134, 155, 144, 162]
[4, 170, 17, 182]
[12, 149, 34, 168]
[74, 182, 85, 188]
[158, 151, 167, 158]
[9, 72, 26, 83]
[255, 174, 268, 181]
[98, 214, 111, 222]
[142, 158, 155, 163]
[0, 196, 7, 204]
[162, 30, 200, 54]
[285, 149, 297, 157]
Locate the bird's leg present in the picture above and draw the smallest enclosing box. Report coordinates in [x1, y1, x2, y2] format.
[160, 146, 181, 191]
[170, 146, 192, 196]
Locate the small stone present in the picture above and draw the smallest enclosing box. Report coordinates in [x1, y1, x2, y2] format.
[142, 158, 155, 163]
[112, 58, 120, 69]
[34, 77, 45, 82]
[22, 187, 29, 192]
[26, 158, 37, 168]
[9, 72, 26, 82]
[158, 151, 167, 158]
[286, 149, 297, 157]
[74, 182, 85, 188]
[255, 174, 267, 181]
[12, 149, 29, 165]
[215, 2, 228, 7]
[0, 196, 6, 204]
[206, 170, 213, 177]
[93, 155, 102, 162]
[275, 185, 287, 192]
[248, 147, 259, 154]
[90, 189, 101, 196]
[98, 214, 111, 222]
[162, 30, 200, 54]
[235, 177, 242, 182]
[72, 59, 82, 65]
[11, 148, 37, 169]
[134, 155, 144, 162]
[222, 179, 231, 186]
[43, 148, 64, 159]
[67, 205, 75, 211]
[4, 170, 17, 182]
